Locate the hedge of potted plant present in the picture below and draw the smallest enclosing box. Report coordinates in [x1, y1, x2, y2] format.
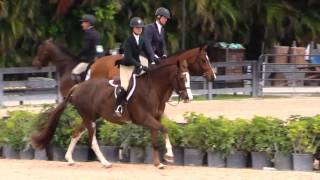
[5, 108, 320, 172]
[246, 116, 276, 169]
[118, 124, 150, 164]
[181, 113, 207, 166]
[162, 117, 185, 165]
[1, 111, 37, 160]
[226, 119, 251, 168]
[271, 118, 293, 170]
[202, 117, 233, 168]
[287, 116, 320, 171]
[98, 121, 122, 162]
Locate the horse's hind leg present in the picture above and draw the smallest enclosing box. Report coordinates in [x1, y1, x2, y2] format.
[83, 119, 112, 168]
[65, 123, 86, 165]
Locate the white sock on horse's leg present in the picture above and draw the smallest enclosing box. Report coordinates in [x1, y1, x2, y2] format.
[91, 130, 112, 168]
[164, 134, 174, 158]
[65, 130, 85, 165]
[90, 122, 111, 167]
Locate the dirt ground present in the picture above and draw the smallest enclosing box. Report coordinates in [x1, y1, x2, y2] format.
[0, 159, 319, 180]
[1, 96, 320, 122]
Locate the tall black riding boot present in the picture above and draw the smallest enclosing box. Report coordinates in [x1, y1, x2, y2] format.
[114, 88, 127, 117]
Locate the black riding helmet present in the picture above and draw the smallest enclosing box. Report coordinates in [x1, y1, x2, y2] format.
[155, 7, 170, 19]
[80, 14, 96, 25]
[130, 17, 145, 28]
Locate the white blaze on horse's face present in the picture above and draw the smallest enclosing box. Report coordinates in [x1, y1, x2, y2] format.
[183, 72, 193, 101]
[206, 54, 217, 79]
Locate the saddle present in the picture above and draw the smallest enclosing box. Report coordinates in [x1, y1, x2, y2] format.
[108, 75, 137, 101]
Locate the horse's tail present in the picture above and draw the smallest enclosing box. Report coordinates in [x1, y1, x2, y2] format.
[32, 85, 77, 149]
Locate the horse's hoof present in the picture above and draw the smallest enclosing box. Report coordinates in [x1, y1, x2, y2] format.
[156, 163, 166, 169]
[164, 155, 174, 163]
[102, 163, 112, 168]
[67, 162, 75, 166]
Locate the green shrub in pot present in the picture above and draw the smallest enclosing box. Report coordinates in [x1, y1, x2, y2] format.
[229, 119, 251, 152]
[2, 111, 37, 150]
[287, 116, 320, 154]
[162, 117, 184, 147]
[246, 116, 280, 153]
[203, 117, 233, 155]
[181, 113, 208, 150]
[98, 121, 122, 146]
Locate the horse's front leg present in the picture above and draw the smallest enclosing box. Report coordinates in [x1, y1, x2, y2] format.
[163, 133, 174, 163]
[150, 130, 165, 169]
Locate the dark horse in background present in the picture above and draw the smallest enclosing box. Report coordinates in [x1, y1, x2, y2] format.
[32, 39, 216, 98]
[32, 57, 191, 169]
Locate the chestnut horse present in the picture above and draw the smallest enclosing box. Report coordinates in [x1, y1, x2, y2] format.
[32, 39, 216, 98]
[32, 59, 190, 169]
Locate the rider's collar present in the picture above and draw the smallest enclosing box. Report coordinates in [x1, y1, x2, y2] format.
[87, 26, 94, 30]
[155, 21, 162, 33]
[133, 33, 140, 45]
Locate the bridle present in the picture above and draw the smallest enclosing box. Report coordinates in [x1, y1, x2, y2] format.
[167, 67, 189, 106]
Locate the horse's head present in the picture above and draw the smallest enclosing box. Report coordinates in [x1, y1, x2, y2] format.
[181, 45, 216, 82]
[196, 44, 216, 81]
[32, 39, 54, 69]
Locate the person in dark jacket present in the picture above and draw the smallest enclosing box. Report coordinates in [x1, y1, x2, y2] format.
[72, 14, 103, 82]
[144, 7, 170, 65]
[114, 17, 150, 117]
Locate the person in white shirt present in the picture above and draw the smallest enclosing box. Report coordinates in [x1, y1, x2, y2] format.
[114, 17, 151, 117]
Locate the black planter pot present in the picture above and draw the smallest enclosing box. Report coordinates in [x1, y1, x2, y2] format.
[34, 149, 48, 160]
[274, 152, 292, 170]
[292, 153, 313, 172]
[251, 152, 272, 169]
[184, 148, 204, 166]
[19, 147, 34, 160]
[207, 151, 225, 167]
[119, 148, 130, 163]
[73, 145, 89, 162]
[101, 145, 119, 163]
[173, 147, 184, 165]
[226, 151, 248, 168]
[51, 145, 66, 161]
[130, 147, 145, 164]
[144, 146, 153, 164]
[0, 146, 3, 157]
[3, 145, 19, 159]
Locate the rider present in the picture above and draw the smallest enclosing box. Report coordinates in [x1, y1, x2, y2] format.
[72, 14, 103, 82]
[114, 17, 151, 117]
[144, 7, 170, 65]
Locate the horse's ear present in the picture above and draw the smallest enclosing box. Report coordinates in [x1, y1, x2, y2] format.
[199, 43, 208, 51]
